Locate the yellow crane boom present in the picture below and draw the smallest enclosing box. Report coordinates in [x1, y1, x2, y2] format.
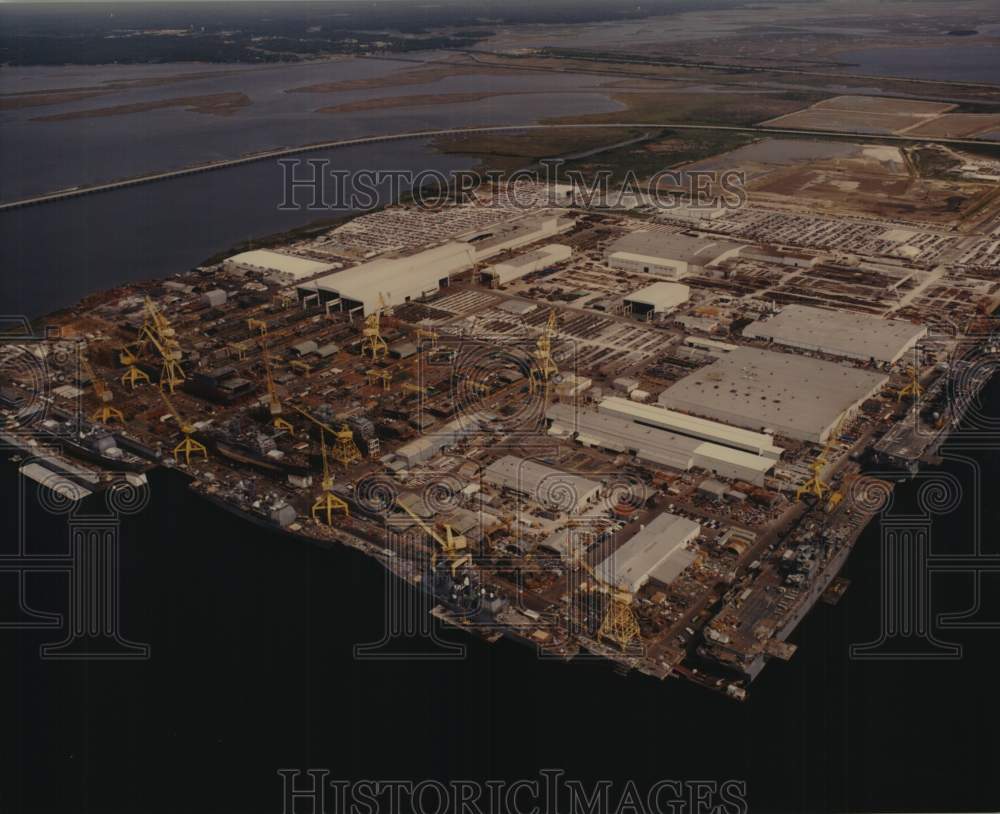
[80, 348, 124, 423]
[158, 390, 208, 465]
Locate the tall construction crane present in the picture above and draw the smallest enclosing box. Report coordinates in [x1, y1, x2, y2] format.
[399, 502, 471, 577]
[312, 431, 350, 525]
[571, 537, 641, 650]
[897, 364, 923, 403]
[119, 345, 151, 389]
[248, 318, 294, 434]
[122, 297, 186, 392]
[796, 418, 844, 503]
[292, 405, 361, 468]
[360, 293, 389, 361]
[529, 309, 559, 395]
[158, 390, 208, 465]
[80, 348, 124, 424]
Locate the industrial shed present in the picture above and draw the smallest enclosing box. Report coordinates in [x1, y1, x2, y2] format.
[605, 231, 743, 280]
[547, 404, 776, 485]
[299, 241, 475, 315]
[483, 455, 602, 515]
[224, 249, 333, 281]
[623, 281, 690, 316]
[742, 304, 926, 364]
[657, 347, 887, 443]
[481, 244, 572, 286]
[594, 511, 700, 594]
[598, 397, 784, 459]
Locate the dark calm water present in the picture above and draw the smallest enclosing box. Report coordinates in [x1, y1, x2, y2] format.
[3, 379, 999, 813]
[837, 45, 1000, 84]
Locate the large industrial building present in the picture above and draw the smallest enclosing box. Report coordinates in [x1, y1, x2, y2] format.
[298, 241, 476, 315]
[547, 403, 777, 485]
[604, 231, 743, 280]
[742, 304, 927, 364]
[482, 244, 572, 286]
[623, 281, 690, 317]
[224, 249, 334, 281]
[483, 455, 602, 515]
[656, 346, 888, 443]
[594, 511, 701, 594]
[466, 213, 572, 260]
[598, 398, 784, 459]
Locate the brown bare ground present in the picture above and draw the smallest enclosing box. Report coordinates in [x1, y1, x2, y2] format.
[31, 92, 252, 122]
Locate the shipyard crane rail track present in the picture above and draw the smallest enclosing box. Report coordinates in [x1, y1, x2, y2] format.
[3, 122, 999, 212]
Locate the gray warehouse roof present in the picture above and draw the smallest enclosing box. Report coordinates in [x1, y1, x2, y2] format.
[742, 305, 926, 363]
[657, 346, 887, 443]
[594, 511, 700, 594]
[606, 231, 743, 266]
[483, 455, 602, 513]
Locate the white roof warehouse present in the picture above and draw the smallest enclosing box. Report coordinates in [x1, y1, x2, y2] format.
[743, 304, 926, 364]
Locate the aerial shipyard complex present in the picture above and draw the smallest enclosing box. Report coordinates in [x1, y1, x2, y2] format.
[5, 128, 1000, 699]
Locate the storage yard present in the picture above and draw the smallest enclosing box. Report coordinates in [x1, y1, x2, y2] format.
[6, 131, 998, 700]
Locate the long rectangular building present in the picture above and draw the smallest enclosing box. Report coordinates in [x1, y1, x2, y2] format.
[598, 397, 784, 459]
[298, 241, 476, 314]
[656, 346, 887, 443]
[547, 403, 776, 485]
[742, 304, 926, 364]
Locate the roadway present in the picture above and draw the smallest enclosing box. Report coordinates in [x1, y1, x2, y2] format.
[2, 121, 998, 213]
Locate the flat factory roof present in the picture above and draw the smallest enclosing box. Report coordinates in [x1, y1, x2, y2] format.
[483, 455, 601, 511]
[742, 304, 926, 363]
[304, 241, 475, 314]
[657, 346, 887, 442]
[624, 281, 690, 311]
[595, 511, 700, 594]
[226, 249, 332, 280]
[606, 231, 743, 267]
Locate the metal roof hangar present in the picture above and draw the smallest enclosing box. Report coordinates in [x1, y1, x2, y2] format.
[656, 346, 887, 443]
[742, 304, 927, 364]
[483, 455, 602, 515]
[298, 242, 476, 315]
[595, 511, 701, 594]
[623, 281, 690, 317]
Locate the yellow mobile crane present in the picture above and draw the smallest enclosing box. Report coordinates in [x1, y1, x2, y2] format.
[80, 348, 124, 424]
[360, 294, 389, 361]
[158, 390, 208, 465]
[529, 310, 559, 395]
[399, 502, 472, 577]
[292, 405, 361, 468]
[415, 327, 439, 351]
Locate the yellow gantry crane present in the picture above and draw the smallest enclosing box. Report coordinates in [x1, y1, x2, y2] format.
[292, 405, 361, 468]
[360, 294, 389, 361]
[796, 418, 845, 503]
[572, 539, 641, 650]
[248, 318, 294, 434]
[366, 369, 392, 391]
[158, 390, 208, 465]
[312, 431, 350, 525]
[529, 310, 559, 395]
[399, 502, 471, 577]
[119, 346, 151, 389]
[415, 327, 439, 351]
[121, 297, 185, 392]
[80, 348, 124, 424]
